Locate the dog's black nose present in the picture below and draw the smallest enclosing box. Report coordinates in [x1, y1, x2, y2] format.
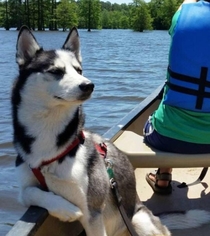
[79, 83, 94, 93]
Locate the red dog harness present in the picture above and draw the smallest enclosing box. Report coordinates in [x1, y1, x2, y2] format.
[31, 131, 107, 190]
[30, 133, 138, 236]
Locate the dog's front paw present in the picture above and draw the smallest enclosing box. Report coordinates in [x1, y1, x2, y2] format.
[48, 194, 83, 222]
[49, 203, 83, 222]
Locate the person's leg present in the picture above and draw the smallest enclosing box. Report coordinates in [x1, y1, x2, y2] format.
[148, 168, 172, 187]
[144, 118, 210, 154]
[143, 117, 210, 194]
[143, 118, 173, 194]
[145, 168, 172, 195]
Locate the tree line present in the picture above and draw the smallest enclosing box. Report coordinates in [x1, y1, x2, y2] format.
[0, 0, 182, 32]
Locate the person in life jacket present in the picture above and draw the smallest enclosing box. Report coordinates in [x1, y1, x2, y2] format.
[144, 0, 210, 195]
[165, 1, 210, 112]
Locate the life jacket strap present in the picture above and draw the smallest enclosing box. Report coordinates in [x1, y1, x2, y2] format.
[167, 66, 210, 110]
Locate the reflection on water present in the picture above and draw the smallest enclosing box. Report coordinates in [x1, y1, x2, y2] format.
[0, 29, 170, 234]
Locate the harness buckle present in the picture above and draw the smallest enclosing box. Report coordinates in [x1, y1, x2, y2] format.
[110, 178, 116, 189]
[105, 159, 113, 169]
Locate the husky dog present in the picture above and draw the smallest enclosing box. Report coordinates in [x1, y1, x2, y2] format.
[12, 25, 210, 236]
[12, 26, 171, 236]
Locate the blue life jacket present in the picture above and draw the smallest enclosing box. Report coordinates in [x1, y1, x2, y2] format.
[163, 1, 210, 112]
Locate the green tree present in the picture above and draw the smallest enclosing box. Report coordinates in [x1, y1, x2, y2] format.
[79, 0, 101, 31]
[101, 9, 111, 29]
[56, 0, 78, 31]
[0, 0, 9, 29]
[148, 0, 164, 29]
[131, 0, 152, 32]
[148, 0, 180, 30]
[100, 0, 112, 11]
[101, 2, 131, 29]
[161, 0, 178, 29]
[49, 0, 57, 30]
[0, 1, 4, 26]
[0, 0, 180, 30]
[2, 0, 21, 29]
[120, 14, 129, 29]
[110, 10, 121, 29]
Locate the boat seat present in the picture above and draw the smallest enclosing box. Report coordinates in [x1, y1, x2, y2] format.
[113, 131, 210, 168]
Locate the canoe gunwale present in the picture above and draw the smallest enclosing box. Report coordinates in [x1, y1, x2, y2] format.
[103, 83, 164, 142]
[6, 206, 48, 236]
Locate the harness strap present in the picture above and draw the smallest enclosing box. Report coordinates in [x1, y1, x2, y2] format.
[31, 131, 85, 190]
[167, 66, 210, 110]
[168, 66, 210, 86]
[42, 132, 85, 166]
[95, 142, 107, 158]
[31, 168, 48, 190]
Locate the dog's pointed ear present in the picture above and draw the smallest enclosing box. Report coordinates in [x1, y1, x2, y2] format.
[16, 26, 42, 66]
[62, 27, 81, 63]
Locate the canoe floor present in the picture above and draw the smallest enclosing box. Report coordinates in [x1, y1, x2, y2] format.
[135, 167, 210, 236]
[5, 167, 210, 236]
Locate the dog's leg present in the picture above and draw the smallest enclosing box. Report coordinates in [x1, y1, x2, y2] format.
[80, 214, 108, 236]
[44, 171, 107, 236]
[44, 172, 108, 236]
[16, 164, 82, 222]
[23, 186, 82, 222]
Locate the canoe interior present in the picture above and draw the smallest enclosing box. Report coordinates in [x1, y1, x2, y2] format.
[105, 83, 210, 235]
[34, 216, 84, 236]
[136, 167, 210, 236]
[7, 83, 210, 236]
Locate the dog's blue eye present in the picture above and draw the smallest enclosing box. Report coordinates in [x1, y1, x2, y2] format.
[48, 68, 65, 77]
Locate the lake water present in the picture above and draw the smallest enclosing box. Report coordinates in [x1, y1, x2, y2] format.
[0, 29, 170, 235]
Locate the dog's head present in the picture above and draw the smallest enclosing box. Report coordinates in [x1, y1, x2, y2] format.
[15, 26, 94, 107]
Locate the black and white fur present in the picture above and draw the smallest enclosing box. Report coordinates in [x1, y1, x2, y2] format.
[12, 26, 210, 236]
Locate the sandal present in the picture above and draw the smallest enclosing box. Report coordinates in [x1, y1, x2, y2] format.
[146, 169, 172, 195]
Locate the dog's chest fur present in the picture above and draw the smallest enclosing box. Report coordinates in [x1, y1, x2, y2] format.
[16, 99, 82, 167]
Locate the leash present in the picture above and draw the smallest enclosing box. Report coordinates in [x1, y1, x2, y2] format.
[110, 180, 139, 236]
[95, 143, 139, 236]
[31, 131, 85, 190]
[177, 167, 208, 188]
